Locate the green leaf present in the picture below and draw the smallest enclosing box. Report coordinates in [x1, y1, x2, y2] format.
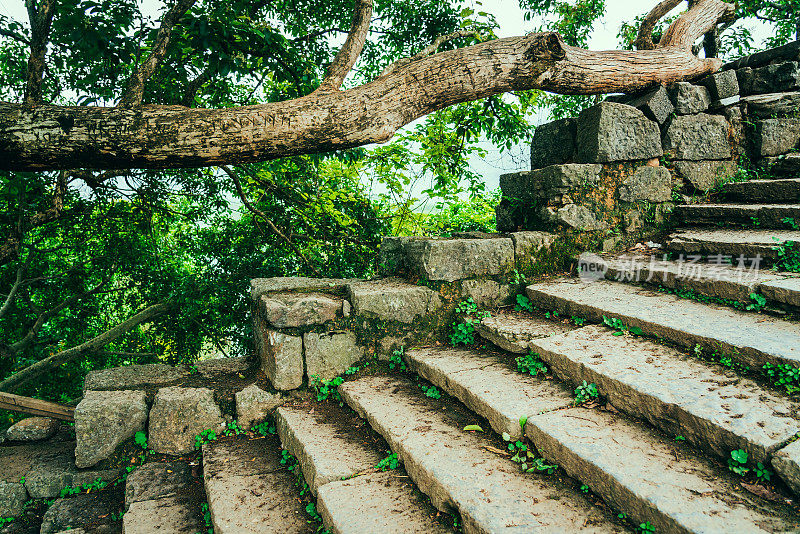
[463, 424, 484, 432]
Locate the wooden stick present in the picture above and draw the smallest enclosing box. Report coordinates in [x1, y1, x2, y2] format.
[0, 392, 74, 421]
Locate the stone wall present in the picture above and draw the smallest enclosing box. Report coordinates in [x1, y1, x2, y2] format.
[496, 41, 800, 250]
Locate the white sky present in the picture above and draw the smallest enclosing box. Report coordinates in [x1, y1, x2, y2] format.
[0, 0, 772, 194]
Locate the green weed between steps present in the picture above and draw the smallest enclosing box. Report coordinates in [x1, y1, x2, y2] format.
[515, 294, 535, 312]
[199, 502, 213, 534]
[602, 315, 643, 337]
[727, 449, 773, 483]
[501, 431, 557, 474]
[279, 449, 331, 533]
[450, 298, 490, 346]
[419, 383, 442, 399]
[773, 239, 800, 272]
[574, 381, 599, 406]
[311, 362, 372, 402]
[516, 352, 548, 377]
[389, 347, 407, 371]
[376, 452, 400, 471]
[655, 286, 768, 313]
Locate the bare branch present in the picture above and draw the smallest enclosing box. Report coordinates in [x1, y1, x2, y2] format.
[118, 0, 198, 107]
[23, 0, 56, 104]
[182, 68, 214, 107]
[315, 0, 373, 92]
[0, 302, 172, 392]
[659, 0, 734, 50]
[634, 0, 683, 50]
[0, 260, 29, 320]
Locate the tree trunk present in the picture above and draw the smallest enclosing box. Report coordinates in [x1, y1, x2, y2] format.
[0, 0, 734, 172]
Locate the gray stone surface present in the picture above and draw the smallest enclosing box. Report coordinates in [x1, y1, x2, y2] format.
[673, 160, 737, 191]
[260, 330, 303, 391]
[669, 82, 710, 114]
[529, 325, 800, 463]
[339, 376, 620, 533]
[525, 407, 791, 533]
[194, 356, 251, 379]
[403, 238, 515, 282]
[202, 438, 309, 533]
[667, 228, 800, 261]
[710, 95, 741, 109]
[722, 177, 800, 203]
[530, 117, 576, 169]
[148, 387, 225, 455]
[762, 152, 800, 175]
[476, 311, 576, 354]
[235, 384, 284, 429]
[772, 440, 800, 496]
[499, 164, 602, 202]
[346, 280, 441, 323]
[526, 278, 800, 369]
[541, 204, 607, 231]
[304, 331, 363, 382]
[125, 461, 194, 505]
[760, 277, 800, 308]
[625, 85, 675, 124]
[459, 279, 506, 307]
[258, 292, 341, 328]
[84, 364, 189, 392]
[406, 347, 574, 441]
[250, 277, 354, 301]
[0, 480, 26, 517]
[738, 61, 800, 96]
[677, 203, 800, 228]
[700, 69, 740, 100]
[275, 405, 383, 494]
[619, 166, 672, 202]
[662, 114, 731, 160]
[5, 417, 59, 442]
[123, 496, 204, 534]
[576, 102, 662, 163]
[742, 91, 800, 118]
[317, 471, 452, 534]
[75, 389, 148, 468]
[40, 494, 117, 534]
[511, 231, 557, 263]
[754, 118, 800, 156]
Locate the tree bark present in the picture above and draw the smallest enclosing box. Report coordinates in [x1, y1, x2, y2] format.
[0, 0, 733, 172]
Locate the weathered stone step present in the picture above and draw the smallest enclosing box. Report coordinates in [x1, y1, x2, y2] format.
[339, 375, 625, 533]
[676, 203, 800, 228]
[405, 346, 573, 440]
[525, 278, 800, 369]
[275, 404, 449, 533]
[666, 228, 800, 260]
[526, 325, 800, 463]
[475, 310, 577, 354]
[761, 153, 800, 176]
[403, 345, 799, 533]
[601, 254, 800, 307]
[202, 436, 312, 533]
[721, 177, 800, 202]
[525, 408, 798, 533]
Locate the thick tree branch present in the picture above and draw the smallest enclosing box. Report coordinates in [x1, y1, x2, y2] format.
[659, 0, 733, 49]
[118, 0, 198, 108]
[382, 30, 479, 76]
[634, 0, 683, 50]
[315, 0, 373, 92]
[0, 302, 172, 392]
[23, 0, 56, 104]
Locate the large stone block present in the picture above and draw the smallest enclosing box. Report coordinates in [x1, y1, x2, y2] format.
[459, 279, 512, 307]
[148, 387, 226, 455]
[511, 231, 557, 261]
[673, 160, 737, 191]
[347, 281, 441, 323]
[662, 114, 731, 160]
[699, 69, 739, 100]
[540, 204, 607, 231]
[23, 447, 120, 498]
[0, 481, 26, 517]
[5, 417, 59, 442]
[74, 390, 148, 468]
[499, 164, 602, 202]
[235, 384, 284, 429]
[250, 277, 355, 301]
[737, 61, 800, 96]
[257, 292, 340, 328]
[530, 118, 576, 169]
[576, 102, 662, 163]
[619, 166, 672, 202]
[259, 330, 303, 391]
[403, 238, 515, 282]
[624, 85, 675, 124]
[669, 82, 710, 115]
[754, 118, 800, 157]
[772, 440, 800, 496]
[83, 363, 189, 392]
[742, 92, 800, 119]
[304, 331, 364, 382]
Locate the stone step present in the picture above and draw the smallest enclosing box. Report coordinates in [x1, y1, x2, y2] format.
[761, 153, 800, 176]
[202, 436, 312, 533]
[676, 203, 800, 228]
[525, 278, 800, 369]
[339, 375, 625, 533]
[666, 228, 800, 261]
[721, 178, 800, 202]
[275, 404, 450, 533]
[475, 310, 577, 354]
[600, 253, 800, 307]
[403, 345, 799, 533]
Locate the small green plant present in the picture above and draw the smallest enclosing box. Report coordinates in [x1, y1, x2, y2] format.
[574, 381, 599, 406]
[639, 521, 655, 533]
[728, 449, 749, 476]
[59, 476, 108, 498]
[200, 502, 213, 534]
[252, 420, 277, 436]
[389, 347, 407, 371]
[450, 298, 490, 346]
[0, 517, 15, 525]
[755, 462, 773, 482]
[194, 429, 218, 450]
[420, 384, 441, 399]
[223, 420, 245, 437]
[762, 362, 800, 394]
[543, 310, 559, 319]
[580, 484, 590, 494]
[602, 315, 643, 336]
[674, 435, 685, 442]
[750, 216, 761, 227]
[189, 364, 199, 375]
[18, 475, 24, 485]
[745, 293, 767, 311]
[280, 449, 299, 472]
[515, 352, 548, 376]
[514, 294, 534, 312]
[305, 501, 323, 522]
[773, 239, 800, 272]
[511, 269, 527, 285]
[134, 430, 148, 450]
[311, 375, 345, 402]
[502, 432, 556, 474]
[376, 452, 400, 471]
[571, 316, 586, 326]
[463, 424, 484, 432]
[618, 512, 628, 520]
[783, 217, 799, 230]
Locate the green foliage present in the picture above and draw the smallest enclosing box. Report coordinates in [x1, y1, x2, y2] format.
[602, 316, 644, 337]
[450, 298, 489, 346]
[223, 420, 245, 437]
[515, 352, 548, 377]
[784, 217, 800, 230]
[773, 240, 800, 272]
[389, 347, 408, 372]
[728, 449, 750, 476]
[574, 381, 599, 405]
[201, 502, 213, 534]
[376, 452, 400, 471]
[59, 476, 108, 498]
[762, 362, 800, 394]
[571, 316, 586, 326]
[639, 521, 655, 534]
[745, 293, 767, 312]
[756, 462, 773, 482]
[420, 384, 442, 399]
[514, 294, 534, 312]
[252, 420, 277, 437]
[463, 424, 484, 432]
[311, 375, 345, 402]
[134, 431, 148, 450]
[194, 429, 218, 450]
[501, 432, 557, 474]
